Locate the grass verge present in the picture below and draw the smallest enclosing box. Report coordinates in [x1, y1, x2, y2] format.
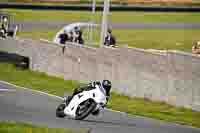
[18, 28, 200, 52]
[2, 9, 200, 23]
[0, 121, 85, 133]
[0, 63, 79, 96]
[0, 63, 200, 128]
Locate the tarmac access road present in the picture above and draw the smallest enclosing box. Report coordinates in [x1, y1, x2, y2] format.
[13, 21, 200, 32]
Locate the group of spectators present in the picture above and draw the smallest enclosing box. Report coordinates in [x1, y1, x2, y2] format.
[59, 27, 116, 47]
[59, 26, 84, 45]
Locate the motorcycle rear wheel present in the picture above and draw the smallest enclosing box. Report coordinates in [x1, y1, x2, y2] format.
[75, 99, 96, 120]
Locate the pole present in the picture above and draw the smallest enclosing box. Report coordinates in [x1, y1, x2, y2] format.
[100, 0, 110, 47]
[89, 0, 96, 46]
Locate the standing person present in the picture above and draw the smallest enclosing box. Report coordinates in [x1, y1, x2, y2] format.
[0, 16, 8, 38]
[68, 31, 73, 42]
[77, 29, 84, 45]
[59, 30, 69, 45]
[104, 28, 116, 47]
[73, 26, 80, 43]
[73, 26, 84, 45]
[192, 41, 200, 55]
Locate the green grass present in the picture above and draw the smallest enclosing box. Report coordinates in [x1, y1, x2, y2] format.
[0, 121, 85, 133]
[0, 63, 200, 128]
[114, 29, 200, 52]
[0, 63, 79, 96]
[2, 9, 200, 23]
[18, 28, 200, 52]
[108, 93, 200, 128]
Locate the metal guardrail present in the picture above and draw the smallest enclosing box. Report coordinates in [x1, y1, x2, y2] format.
[0, 3, 200, 12]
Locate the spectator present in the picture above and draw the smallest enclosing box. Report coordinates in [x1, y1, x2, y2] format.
[59, 30, 69, 45]
[68, 31, 73, 42]
[0, 16, 8, 38]
[72, 26, 79, 42]
[73, 26, 84, 45]
[192, 41, 200, 55]
[104, 28, 116, 47]
[76, 29, 84, 45]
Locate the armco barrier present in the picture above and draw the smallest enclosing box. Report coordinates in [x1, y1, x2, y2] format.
[0, 38, 199, 111]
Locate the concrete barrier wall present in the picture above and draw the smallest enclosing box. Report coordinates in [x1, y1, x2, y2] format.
[0, 38, 200, 111]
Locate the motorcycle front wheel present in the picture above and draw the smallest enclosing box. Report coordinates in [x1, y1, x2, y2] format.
[56, 103, 66, 118]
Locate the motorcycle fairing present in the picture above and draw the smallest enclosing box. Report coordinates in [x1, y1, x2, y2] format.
[64, 85, 107, 118]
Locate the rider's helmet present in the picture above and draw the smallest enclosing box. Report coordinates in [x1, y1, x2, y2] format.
[102, 80, 112, 96]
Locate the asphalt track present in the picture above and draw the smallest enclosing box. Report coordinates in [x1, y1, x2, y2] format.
[0, 81, 200, 133]
[14, 21, 200, 32]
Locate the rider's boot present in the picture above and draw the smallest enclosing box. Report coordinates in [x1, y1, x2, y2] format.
[65, 96, 73, 105]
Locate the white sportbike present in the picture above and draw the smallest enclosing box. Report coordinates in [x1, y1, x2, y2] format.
[56, 84, 108, 120]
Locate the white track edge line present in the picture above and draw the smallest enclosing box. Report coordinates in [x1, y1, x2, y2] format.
[0, 80, 63, 100]
[0, 80, 126, 114]
[0, 89, 15, 92]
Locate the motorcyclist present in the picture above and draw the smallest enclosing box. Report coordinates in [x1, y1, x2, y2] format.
[65, 80, 112, 108]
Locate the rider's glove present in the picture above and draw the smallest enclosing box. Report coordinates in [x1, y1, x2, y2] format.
[100, 102, 106, 109]
[106, 96, 110, 101]
[89, 81, 97, 88]
[91, 82, 96, 87]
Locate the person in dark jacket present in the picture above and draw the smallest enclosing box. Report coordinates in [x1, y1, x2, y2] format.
[59, 30, 69, 45]
[104, 28, 116, 47]
[76, 30, 84, 45]
[73, 27, 84, 45]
